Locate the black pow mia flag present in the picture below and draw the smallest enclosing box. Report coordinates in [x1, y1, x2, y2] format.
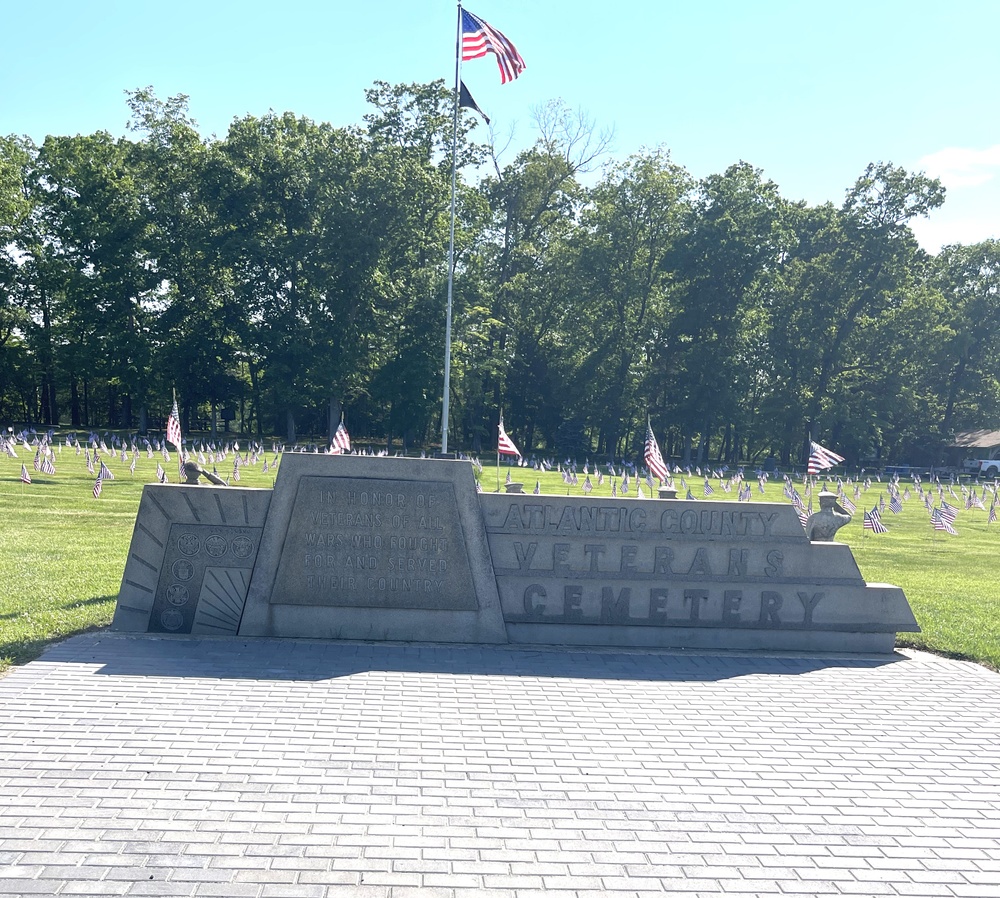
[459, 81, 490, 125]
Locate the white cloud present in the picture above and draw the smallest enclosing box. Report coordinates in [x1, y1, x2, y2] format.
[910, 212, 999, 255]
[917, 145, 1000, 189]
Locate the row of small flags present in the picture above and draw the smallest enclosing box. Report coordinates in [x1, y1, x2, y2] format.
[498, 421, 1000, 529]
[8, 427, 281, 496]
[503, 428, 853, 487]
[9, 411, 1000, 527]
[9, 444, 1000, 527]
[783, 473, 998, 537]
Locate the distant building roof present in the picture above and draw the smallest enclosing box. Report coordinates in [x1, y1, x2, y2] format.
[953, 429, 1000, 449]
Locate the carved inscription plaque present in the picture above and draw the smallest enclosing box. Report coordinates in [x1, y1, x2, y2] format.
[480, 496, 913, 635]
[149, 523, 262, 634]
[271, 475, 477, 610]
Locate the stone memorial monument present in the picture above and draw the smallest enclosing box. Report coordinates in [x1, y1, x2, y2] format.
[113, 455, 919, 653]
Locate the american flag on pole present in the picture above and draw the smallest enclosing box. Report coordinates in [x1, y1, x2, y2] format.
[20, 463, 31, 484]
[461, 8, 526, 84]
[497, 414, 521, 457]
[331, 416, 351, 454]
[863, 506, 888, 534]
[931, 508, 958, 535]
[166, 393, 183, 452]
[644, 419, 669, 482]
[807, 440, 845, 475]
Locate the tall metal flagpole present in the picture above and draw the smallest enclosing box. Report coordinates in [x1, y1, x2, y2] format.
[441, 2, 462, 455]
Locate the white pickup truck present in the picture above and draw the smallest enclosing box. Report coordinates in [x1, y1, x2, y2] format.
[963, 456, 1000, 478]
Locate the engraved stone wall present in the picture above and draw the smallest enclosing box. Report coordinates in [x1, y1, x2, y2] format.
[112, 460, 920, 653]
[270, 475, 476, 610]
[237, 455, 507, 643]
[480, 495, 919, 653]
[112, 486, 271, 635]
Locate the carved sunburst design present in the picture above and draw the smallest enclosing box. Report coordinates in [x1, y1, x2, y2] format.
[192, 568, 251, 634]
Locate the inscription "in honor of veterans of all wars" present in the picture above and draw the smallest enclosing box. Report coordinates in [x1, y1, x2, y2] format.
[271, 475, 478, 610]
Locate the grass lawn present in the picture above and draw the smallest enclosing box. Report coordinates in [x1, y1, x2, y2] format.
[1, 444, 997, 673]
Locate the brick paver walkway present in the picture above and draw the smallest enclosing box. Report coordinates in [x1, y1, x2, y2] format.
[1, 633, 998, 897]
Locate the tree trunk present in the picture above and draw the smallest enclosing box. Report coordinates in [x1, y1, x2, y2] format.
[247, 360, 262, 440]
[70, 378, 81, 428]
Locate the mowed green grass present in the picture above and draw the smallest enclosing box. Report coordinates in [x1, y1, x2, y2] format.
[1, 448, 997, 673]
[0, 444, 278, 673]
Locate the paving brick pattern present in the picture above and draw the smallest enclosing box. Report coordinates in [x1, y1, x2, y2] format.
[1, 633, 998, 897]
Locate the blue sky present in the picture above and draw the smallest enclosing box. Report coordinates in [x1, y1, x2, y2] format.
[3, 0, 998, 251]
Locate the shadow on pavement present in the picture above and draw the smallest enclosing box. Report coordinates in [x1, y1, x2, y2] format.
[32, 630, 905, 684]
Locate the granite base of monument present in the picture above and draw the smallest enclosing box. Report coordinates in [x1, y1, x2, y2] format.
[112, 456, 919, 653]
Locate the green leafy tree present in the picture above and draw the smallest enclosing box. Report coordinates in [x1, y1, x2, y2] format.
[656, 162, 791, 464]
[466, 101, 611, 453]
[0, 136, 35, 420]
[18, 131, 157, 427]
[566, 148, 692, 457]
[213, 112, 376, 441]
[933, 240, 1000, 435]
[362, 80, 487, 450]
[766, 163, 944, 462]
[126, 88, 247, 436]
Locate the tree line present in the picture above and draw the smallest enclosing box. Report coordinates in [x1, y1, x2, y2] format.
[2, 81, 998, 466]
